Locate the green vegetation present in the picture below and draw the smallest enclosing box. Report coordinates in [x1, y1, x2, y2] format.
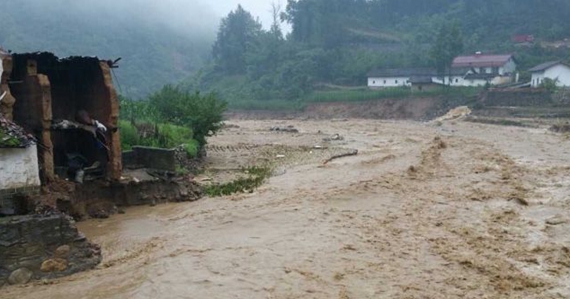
[3, 0, 569, 103]
[118, 121, 199, 156]
[541, 78, 559, 94]
[0, 130, 20, 147]
[119, 86, 226, 155]
[186, 0, 570, 107]
[205, 166, 272, 197]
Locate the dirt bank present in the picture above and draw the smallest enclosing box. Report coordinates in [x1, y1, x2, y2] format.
[226, 97, 443, 121]
[4, 118, 570, 298]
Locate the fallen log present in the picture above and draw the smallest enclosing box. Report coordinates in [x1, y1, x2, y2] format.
[323, 149, 358, 165]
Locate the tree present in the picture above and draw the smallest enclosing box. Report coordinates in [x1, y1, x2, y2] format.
[431, 22, 463, 85]
[212, 5, 262, 74]
[148, 85, 227, 146]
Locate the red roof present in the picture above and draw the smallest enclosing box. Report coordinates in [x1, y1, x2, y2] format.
[512, 35, 535, 43]
[452, 54, 513, 68]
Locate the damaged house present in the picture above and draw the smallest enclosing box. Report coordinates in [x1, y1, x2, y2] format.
[0, 51, 121, 184]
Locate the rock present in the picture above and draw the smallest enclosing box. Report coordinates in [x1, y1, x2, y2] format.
[54, 245, 71, 258]
[40, 258, 68, 272]
[546, 215, 568, 226]
[8, 268, 33, 285]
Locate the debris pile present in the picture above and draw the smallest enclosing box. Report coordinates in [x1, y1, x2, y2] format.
[270, 125, 299, 133]
[434, 106, 472, 123]
[323, 134, 344, 142]
[0, 114, 36, 148]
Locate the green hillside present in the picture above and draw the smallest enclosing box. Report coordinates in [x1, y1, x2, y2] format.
[190, 0, 570, 106]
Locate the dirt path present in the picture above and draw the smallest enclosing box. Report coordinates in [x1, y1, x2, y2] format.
[5, 119, 570, 298]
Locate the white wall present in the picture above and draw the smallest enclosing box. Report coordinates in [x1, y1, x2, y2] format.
[0, 145, 41, 190]
[501, 58, 517, 75]
[368, 77, 410, 88]
[432, 76, 465, 86]
[531, 73, 544, 88]
[531, 65, 570, 88]
[545, 64, 570, 87]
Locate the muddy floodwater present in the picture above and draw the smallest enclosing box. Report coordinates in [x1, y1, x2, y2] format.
[5, 119, 570, 298]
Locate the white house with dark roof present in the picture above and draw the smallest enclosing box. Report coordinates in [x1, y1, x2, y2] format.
[529, 61, 570, 88]
[448, 53, 517, 87]
[367, 68, 434, 88]
[368, 53, 518, 89]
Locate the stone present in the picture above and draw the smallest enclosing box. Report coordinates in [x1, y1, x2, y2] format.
[54, 245, 71, 258]
[40, 258, 68, 272]
[8, 268, 33, 285]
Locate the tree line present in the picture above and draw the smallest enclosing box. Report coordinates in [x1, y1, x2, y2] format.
[188, 0, 570, 104]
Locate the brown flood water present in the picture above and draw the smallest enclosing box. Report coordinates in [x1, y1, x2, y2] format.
[5, 119, 570, 298]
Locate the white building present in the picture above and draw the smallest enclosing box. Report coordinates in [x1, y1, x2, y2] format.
[367, 68, 432, 88]
[529, 61, 570, 88]
[0, 115, 40, 211]
[368, 54, 517, 89]
[448, 53, 517, 87]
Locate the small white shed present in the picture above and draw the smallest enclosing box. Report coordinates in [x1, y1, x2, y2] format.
[529, 61, 570, 88]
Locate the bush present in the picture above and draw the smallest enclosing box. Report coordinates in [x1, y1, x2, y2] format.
[118, 121, 139, 151]
[148, 85, 227, 146]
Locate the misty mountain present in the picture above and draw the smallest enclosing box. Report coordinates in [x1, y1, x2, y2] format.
[0, 0, 218, 98]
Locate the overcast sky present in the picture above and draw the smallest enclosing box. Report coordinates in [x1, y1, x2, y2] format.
[14, 0, 289, 39]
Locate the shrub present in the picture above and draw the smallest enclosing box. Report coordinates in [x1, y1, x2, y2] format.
[118, 120, 139, 150]
[148, 85, 227, 146]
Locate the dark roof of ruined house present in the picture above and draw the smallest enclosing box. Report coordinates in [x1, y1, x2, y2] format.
[368, 68, 437, 78]
[528, 61, 570, 72]
[452, 54, 514, 68]
[0, 114, 36, 148]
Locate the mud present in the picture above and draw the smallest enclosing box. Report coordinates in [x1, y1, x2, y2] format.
[4, 118, 570, 298]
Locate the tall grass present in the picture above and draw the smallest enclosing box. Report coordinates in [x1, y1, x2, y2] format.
[119, 121, 199, 157]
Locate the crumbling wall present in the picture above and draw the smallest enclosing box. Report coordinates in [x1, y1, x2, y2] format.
[10, 59, 54, 182]
[0, 213, 101, 287]
[0, 55, 16, 120]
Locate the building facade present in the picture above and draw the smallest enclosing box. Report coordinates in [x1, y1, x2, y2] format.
[529, 61, 570, 88]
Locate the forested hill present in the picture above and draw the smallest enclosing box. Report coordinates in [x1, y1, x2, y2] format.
[2, 0, 569, 101]
[0, 0, 215, 98]
[191, 0, 570, 105]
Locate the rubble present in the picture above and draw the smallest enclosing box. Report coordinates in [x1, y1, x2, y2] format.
[433, 106, 472, 123]
[270, 125, 299, 133]
[323, 134, 344, 142]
